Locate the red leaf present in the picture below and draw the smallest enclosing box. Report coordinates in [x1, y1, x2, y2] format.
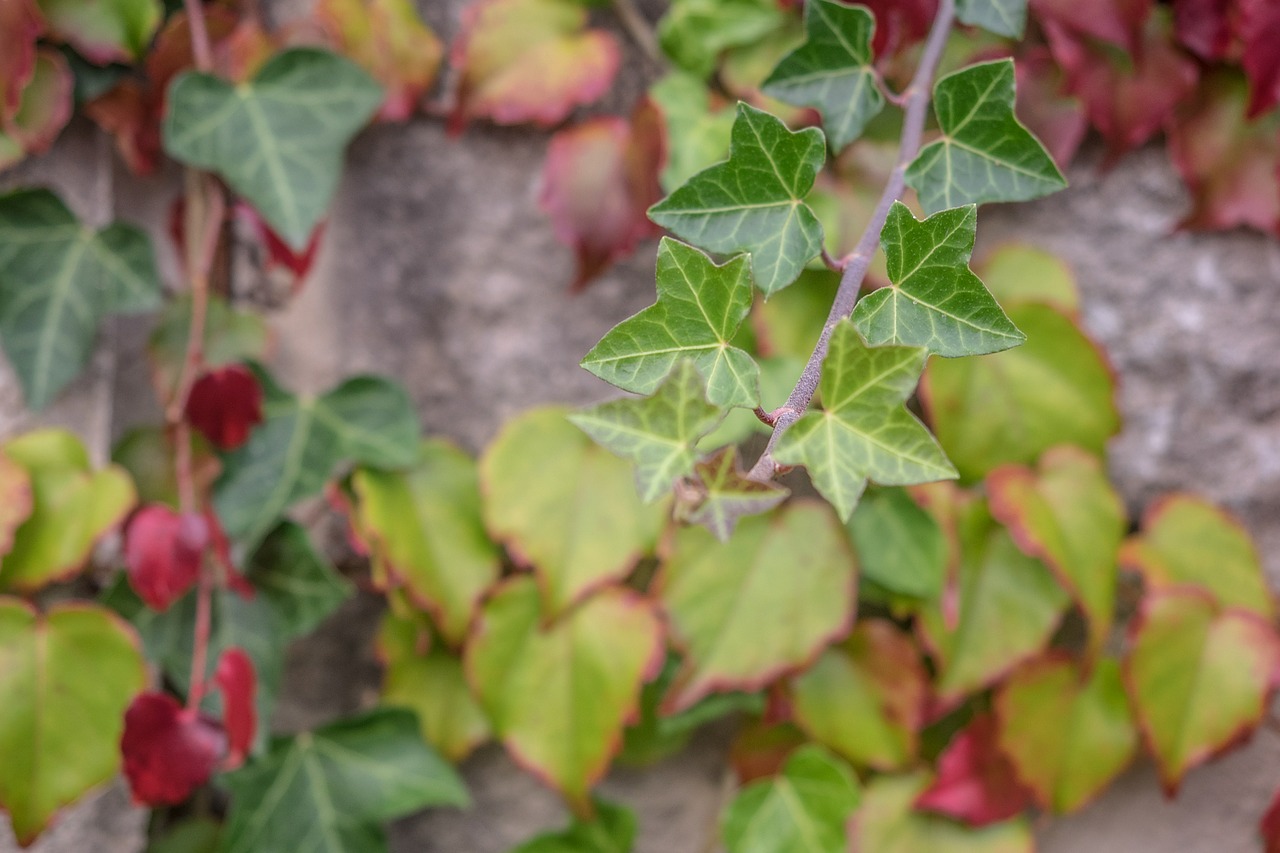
[0, 0, 44, 120]
[1262, 782, 1280, 853]
[120, 692, 225, 806]
[3, 48, 73, 158]
[214, 648, 257, 766]
[1014, 47, 1087, 168]
[206, 508, 256, 599]
[860, 0, 937, 58]
[234, 203, 325, 293]
[1240, 0, 1280, 117]
[125, 505, 208, 612]
[539, 102, 664, 291]
[1032, 0, 1154, 52]
[185, 365, 265, 451]
[915, 714, 1035, 827]
[1172, 0, 1235, 59]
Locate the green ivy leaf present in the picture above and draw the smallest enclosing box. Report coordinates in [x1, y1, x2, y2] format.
[1120, 494, 1274, 619]
[36, 0, 160, 62]
[0, 599, 145, 844]
[479, 407, 667, 615]
[657, 0, 787, 78]
[0, 429, 134, 592]
[649, 104, 825, 296]
[659, 501, 855, 711]
[848, 487, 945, 601]
[352, 440, 502, 645]
[649, 73, 735, 191]
[905, 59, 1065, 215]
[988, 447, 1126, 658]
[956, 0, 1028, 38]
[571, 361, 724, 503]
[850, 773, 1034, 853]
[761, 0, 883, 153]
[791, 620, 926, 771]
[243, 521, 353, 639]
[676, 446, 788, 541]
[467, 577, 663, 810]
[994, 655, 1137, 814]
[1125, 588, 1280, 794]
[772, 322, 956, 522]
[581, 239, 758, 407]
[722, 744, 860, 853]
[852, 203, 1024, 357]
[510, 799, 637, 853]
[921, 303, 1120, 482]
[163, 48, 383, 248]
[0, 188, 161, 409]
[214, 371, 418, 550]
[220, 708, 468, 853]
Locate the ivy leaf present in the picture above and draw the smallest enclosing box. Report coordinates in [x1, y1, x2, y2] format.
[1119, 494, 1274, 619]
[761, 0, 883, 153]
[659, 501, 856, 711]
[1124, 587, 1280, 794]
[921, 303, 1120, 482]
[570, 361, 724, 504]
[0, 451, 32, 558]
[0, 599, 145, 844]
[351, 440, 502, 645]
[215, 647, 257, 764]
[220, 708, 468, 853]
[914, 714, 1035, 827]
[790, 620, 927, 770]
[480, 407, 667, 615]
[906, 59, 1066, 215]
[648, 104, 826, 296]
[994, 654, 1138, 813]
[957, 0, 1028, 37]
[510, 799, 637, 853]
[36, 0, 160, 63]
[657, 0, 787, 79]
[0, 188, 161, 409]
[378, 612, 490, 762]
[722, 744, 861, 853]
[451, 0, 619, 130]
[466, 577, 663, 810]
[649, 72, 735, 192]
[245, 521, 353, 640]
[988, 446, 1126, 658]
[675, 446, 789, 542]
[849, 773, 1034, 853]
[213, 371, 418, 550]
[581, 238, 759, 408]
[848, 487, 945, 601]
[772, 322, 957, 522]
[163, 47, 383, 249]
[975, 242, 1079, 314]
[852, 203, 1024, 357]
[0, 429, 134, 592]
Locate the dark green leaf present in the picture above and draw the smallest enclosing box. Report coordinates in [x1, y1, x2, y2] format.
[956, 0, 1028, 38]
[245, 521, 352, 639]
[510, 799, 637, 853]
[676, 446, 788, 541]
[722, 745, 860, 853]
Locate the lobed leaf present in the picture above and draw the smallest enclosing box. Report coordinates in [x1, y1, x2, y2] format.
[676, 446, 789, 542]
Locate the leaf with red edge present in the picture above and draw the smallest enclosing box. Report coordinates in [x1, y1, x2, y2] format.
[121, 692, 225, 806]
[1031, 0, 1153, 52]
[124, 505, 208, 612]
[852, 772, 1035, 853]
[185, 365, 265, 451]
[450, 0, 620, 130]
[1047, 8, 1198, 163]
[540, 104, 664, 291]
[1262, 782, 1280, 853]
[466, 577, 663, 810]
[214, 648, 257, 767]
[0, 452, 32, 558]
[915, 713, 1035, 827]
[0, 0, 43, 120]
[36, 0, 161, 63]
[0, 48, 72, 164]
[1014, 46, 1086, 169]
[1168, 69, 1280, 234]
[1124, 587, 1280, 794]
[1241, 0, 1280, 117]
[1172, 0, 1233, 59]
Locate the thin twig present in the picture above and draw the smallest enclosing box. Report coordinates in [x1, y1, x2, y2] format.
[183, 0, 214, 72]
[747, 0, 956, 482]
[611, 0, 662, 64]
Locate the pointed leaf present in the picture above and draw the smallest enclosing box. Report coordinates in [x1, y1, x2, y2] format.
[581, 238, 759, 408]
[915, 714, 1035, 826]
[994, 654, 1137, 813]
[244, 521, 352, 640]
[120, 692, 224, 806]
[0, 188, 161, 409]
[762, 0, 883, 152]
[906, 59, 1065, 215]
[163, 48, 383, 248]
[773, 322, 956, 522]
[0, 599, 146, 844]
[988, 446, 1126, 658]
[649, 104, 825, 296]
[957, 0, 1028, 37]
[0, 451, 32, 558]
[571, 361, 724, 503]
[848, 487, 945, 601]
[479, 407, 667, 615]
[36, 0, 159, 62]
[658, 501, 856, 711]
[466, 577, 663, 809]
[221, 708, 468, 853]
[853, 203, 1024, 357]
[850, 773, 1034, 853]
[511, 799, 637, 853]
[722, 744, 860, 853]
[676, 445, 788, 541]
[124, 505, 207, 612]
[1124, 587, 1280, 794]
[791, 620, 927, 770]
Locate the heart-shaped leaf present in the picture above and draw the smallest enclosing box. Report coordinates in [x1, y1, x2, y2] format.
[163, 47, 383, 248]
[124, 504, 207, 612]
[852, 203, 1024, 357]
[466, 577, 663, 809]
[0, 599, 146, 844]
[649, 103, 826, 296]
[676, 446, 789, 542]
[906, 59, 1066, 215]
[0, 188, 161, 409]
[957, 0, 1028, 37]
[37, 0, 160, 62]
[185, 365, 264, 451]
[659, 501, 856, 711]
[850, 773, 1034, 853]
[773, 321, 957, 522]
